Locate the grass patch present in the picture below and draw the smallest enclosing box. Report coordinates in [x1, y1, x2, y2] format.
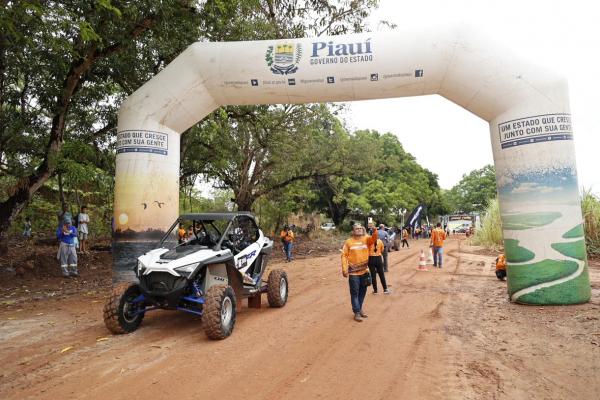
[582, 188, 600, 256]
[472, 198, 503, 249]
[516, 264, 591, 305]
[501, 212, 562, 230]
[504, 239, 534, 263]
[563, 224, 584, 239]
[507, 259, 579, 295]
[551, 240, 587, 260]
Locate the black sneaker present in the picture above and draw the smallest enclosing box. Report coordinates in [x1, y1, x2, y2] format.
[69, 271, 79, 277]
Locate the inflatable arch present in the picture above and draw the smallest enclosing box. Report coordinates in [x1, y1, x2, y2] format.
[114, 26, 591, 305]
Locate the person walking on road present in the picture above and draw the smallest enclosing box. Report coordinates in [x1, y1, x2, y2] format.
[430, 222, 447, 268]
[341, 222, 378, 322]
[369, 236, 389, 295]
[401, 227, 410, 248]
[280, 225, 294, 262]
[377, 224, 390, 272]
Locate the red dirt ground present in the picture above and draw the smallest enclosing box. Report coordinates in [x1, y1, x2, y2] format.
[1, 236, 599, 399]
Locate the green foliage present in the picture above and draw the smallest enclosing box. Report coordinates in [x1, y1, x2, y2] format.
[446, 165, 497, 213]
[0, 0, 394, 233]
[0, 0, 205, 235]
[472, 197, 503, 249]
[582, 189, 600, 256]
[182, 104, 352, 211]
[179, 188, 233, 214]
[313, 130, 444, 225]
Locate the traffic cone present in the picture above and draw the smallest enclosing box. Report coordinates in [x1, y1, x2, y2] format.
[418, 250, 428, 271]
[426, 247, 434, 266]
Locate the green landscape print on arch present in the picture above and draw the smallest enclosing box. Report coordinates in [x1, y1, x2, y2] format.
[498, 168, 591, 304]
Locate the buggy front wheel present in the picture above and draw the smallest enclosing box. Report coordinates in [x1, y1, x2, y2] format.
[203, 285, 237, 340]
[103, 283, 145, 334]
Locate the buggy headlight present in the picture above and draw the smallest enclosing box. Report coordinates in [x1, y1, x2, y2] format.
[175, 263, 200, 278]
[136, 260, 146, 276]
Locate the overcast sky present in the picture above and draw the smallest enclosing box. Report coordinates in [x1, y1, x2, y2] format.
[342, 0, 600, 191]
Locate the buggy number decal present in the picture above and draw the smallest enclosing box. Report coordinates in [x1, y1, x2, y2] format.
[236, 250, 257, 269]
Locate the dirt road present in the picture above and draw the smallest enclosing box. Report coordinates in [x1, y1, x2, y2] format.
[1, 237, 599, 399]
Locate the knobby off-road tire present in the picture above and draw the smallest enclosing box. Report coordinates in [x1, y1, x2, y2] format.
[103, 283, 145, 334]
[267, 269, 288, 308]
[203, 285, 236, 340]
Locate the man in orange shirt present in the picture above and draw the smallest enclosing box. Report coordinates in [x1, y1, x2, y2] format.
[430, 222, 446, 268]
[341, 222, 378, 322]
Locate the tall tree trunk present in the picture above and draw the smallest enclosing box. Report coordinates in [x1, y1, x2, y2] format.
[57, 173, 66, 209]
[235, 189, 255, 212]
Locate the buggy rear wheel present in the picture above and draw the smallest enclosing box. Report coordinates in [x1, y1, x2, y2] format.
[267, 269, 288, 308]
[103, 283, 145, 334]
[203, 285, 236, 340]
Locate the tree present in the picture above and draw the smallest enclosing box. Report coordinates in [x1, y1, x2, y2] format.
[310, 130, 445, 225]
[199, 0, 384, 41]
[0, 1, 203, 246]
[182, 0, 384, 211]
[0, 0, 385, 244]
[446, 165, 497, 213]
[181, 104, 349, 210]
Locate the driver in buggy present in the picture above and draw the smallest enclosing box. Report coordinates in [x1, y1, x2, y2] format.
[229, 226, 252, 254]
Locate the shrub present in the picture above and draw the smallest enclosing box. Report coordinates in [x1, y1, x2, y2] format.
[472, 198, 503, 249]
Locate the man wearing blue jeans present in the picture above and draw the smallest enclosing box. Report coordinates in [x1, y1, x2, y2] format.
[430, 222, 446, 268]
[341, 222, 378, 322]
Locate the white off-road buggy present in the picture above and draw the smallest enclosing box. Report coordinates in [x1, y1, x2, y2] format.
[103, 212, 288, 340]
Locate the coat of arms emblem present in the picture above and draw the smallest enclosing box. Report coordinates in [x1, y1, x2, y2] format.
[265, 43, 302, 75]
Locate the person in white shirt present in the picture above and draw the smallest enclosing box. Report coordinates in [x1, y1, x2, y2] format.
[78, 205, 90, 254]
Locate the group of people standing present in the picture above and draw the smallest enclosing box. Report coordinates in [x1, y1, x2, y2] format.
[341, 221, 447, 322]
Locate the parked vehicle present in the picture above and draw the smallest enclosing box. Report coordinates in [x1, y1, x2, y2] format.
[320, 222, 336, 231]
